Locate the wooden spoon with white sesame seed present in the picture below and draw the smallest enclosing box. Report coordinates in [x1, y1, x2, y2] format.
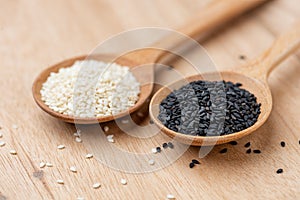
[149, 23, 300, 146]
[32, 0, 266, 124]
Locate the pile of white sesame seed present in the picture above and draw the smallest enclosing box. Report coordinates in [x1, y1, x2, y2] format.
[40, 60, 140, 118]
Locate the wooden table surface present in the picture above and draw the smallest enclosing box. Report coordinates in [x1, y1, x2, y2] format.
[0, 0, 300, 199]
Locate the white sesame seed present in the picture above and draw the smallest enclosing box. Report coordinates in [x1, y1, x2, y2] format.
[46, 162, 53, 167]
[0, 141, 5, 147]
[103, 126, 109, 132]
[121, 119, 129, 124]
[167, 194, 175, 199]
[57, 145, 65, 150]
[77, 197, 84, 200]
[92, 183, 101, 189]
[137, 112, 144, 117]
[74, 132, 80, 137]
[151, 148, 157, 154]
[57, 179, 64, 184]
[107, 134, 114, 139]
[148, 159, 155, 165]
[85, 153, 93, 159]
[107, 135, 114, 143]
[70, 166, 77, 173]
[39, 162, 46, 168]
[108, 138, 115, 143]
[75, 137, 82, 143]
[74, 130, 81, 137]
[120, 178, 127, 185]
[9, 150, 17, 155]
[12, 124, 18, 129]
[107, 138, 114, 143]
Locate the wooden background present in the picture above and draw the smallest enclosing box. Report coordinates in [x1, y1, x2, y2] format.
[0, 0, 300, 199]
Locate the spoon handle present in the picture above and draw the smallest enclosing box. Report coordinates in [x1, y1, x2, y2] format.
[138, 0, 268, 63]
[174, 0, 267, 41]
[245, 23, 300, 80]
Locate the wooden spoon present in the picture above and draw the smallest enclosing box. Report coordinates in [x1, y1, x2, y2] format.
[149, 24, 300, 146]
[32, 0, 267, 124]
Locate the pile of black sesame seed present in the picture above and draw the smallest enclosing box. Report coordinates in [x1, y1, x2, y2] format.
[158, 80, 261, 136]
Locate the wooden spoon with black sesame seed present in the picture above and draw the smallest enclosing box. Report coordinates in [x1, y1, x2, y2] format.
[32, 0, 266, 124]
[150, 23, 300, 146]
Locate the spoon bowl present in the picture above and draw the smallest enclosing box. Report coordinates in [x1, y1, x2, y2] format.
[32, 54, 154, 124]
[149, 71, 272, 146]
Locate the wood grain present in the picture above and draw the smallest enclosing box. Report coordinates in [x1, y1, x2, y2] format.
[0, 0, 300, 199]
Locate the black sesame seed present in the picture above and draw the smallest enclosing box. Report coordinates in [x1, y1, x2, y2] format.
[162, 143, 168, 149]
[189, 162, 195, 168]
[192, 159, 200, 164]
[236, 82, 242, 87]
[253, 149, 261, 154]
[167, 142, 174, 149]
[156, 147, 161, 153]
[244, 142, 251, 148]
[149, 120, 154, 124]
[239, 55, 246, 60]
[229, 141, 238, 145]
[280, 141, 285, 147]
[246, 148, 251, 154]
[219, 148, 228, 154]
[276, 168, 283, 174]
